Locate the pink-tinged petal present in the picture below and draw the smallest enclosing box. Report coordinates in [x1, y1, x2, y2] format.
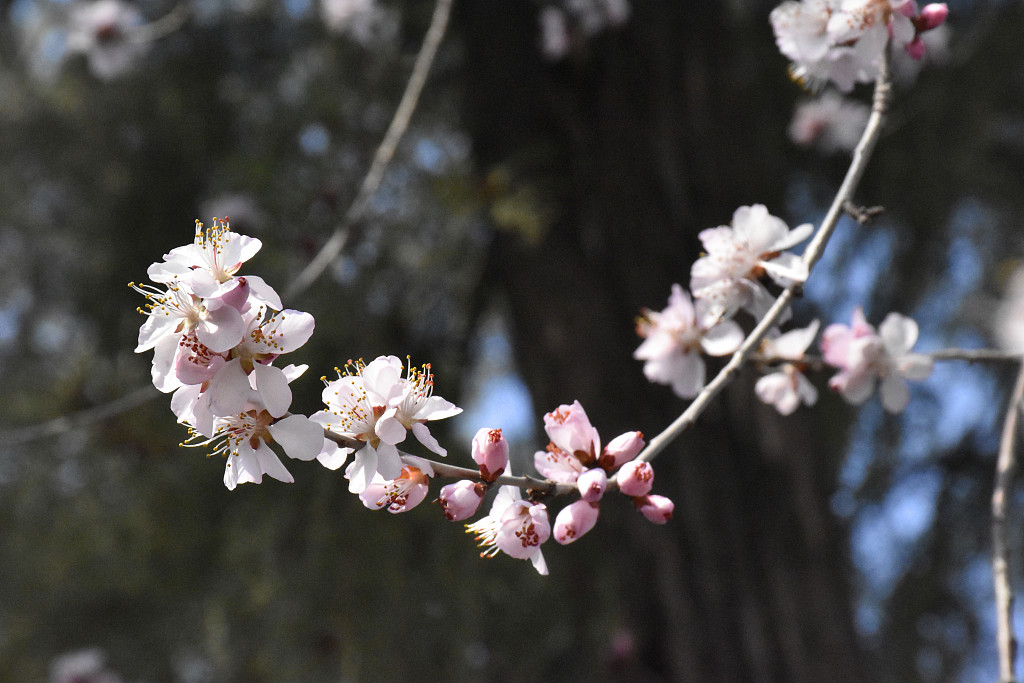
[577, 468, 608, 502]
[733, 204, 790, 254]
[774, 221, 814, 251]
[796, 371, 819, 407]
[696, 225, 739, 255]
[530, 550, 549, 575]
[136, 313, 180, 352]
[879, 374, 911, 414]
[756, 372, 800, 416]
[666, 283, 697, 323]
[904, 35, 926, 60]
[253, 310, 315, 355]
[413, 395, 463, 421]
[150, 334, 183, 393]
[618, 460, 654, 497]
[375, 442, 403, 481]
[316, 438, 352, 470]
[898, 353, 934, 381]
[268, 414, 324, 461]
[235, 233, 263, 266]
[345, 447, 377, 494]
[170, 383, 202, 426]
[553, 500, 600, 544]
[361, 356, 404, 403]
[766, 320, 820, 360]
[281, 364, 309, 383]
[744, 281, 778, 321]
[230, 447, 264, 487]
[878, 312, 919, 356]
[668, 350, 706, 399]
[206, 359, 250, 417]
[534, 448, 585, 484]
[701, 318, 744, 356]
[633, 331, 678, 362]
[174, 336, 225, 386]
[761, 252, 809, 286]
[497, 502, 550, 559]
[215, 277, 251, 313]
[830, 369, 876, 405]
[375, 409, 408, 446]
[411, 422, 446, 456]
[196, 302, 245, 353]
[636, 494, 674, 524]
[252, 363, 291, 418]
[544, 401, 597, 458]
[254, 441, 294, 483]
[399, 454, 435, 477]
[243, 275, 282, 310]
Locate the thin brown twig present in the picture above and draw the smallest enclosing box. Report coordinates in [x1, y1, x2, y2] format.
[283, 0, 454, 300]
[993, 361, 1024, 683]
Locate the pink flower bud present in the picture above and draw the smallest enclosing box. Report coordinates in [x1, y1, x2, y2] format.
[553, 500, 600, 544]
[577, 467, 608, 502]
[471, 427, 509, 482]
[599, 430, 645, 470]
[918, 3, 948, 31]
[437, 480, 486, 521]
[635, 494, 674, 524]
[618, 460, 654, 497]
[904, 35, 926, 60]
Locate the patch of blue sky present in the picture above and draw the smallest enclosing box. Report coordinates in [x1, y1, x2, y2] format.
[456, 374, 535, 444]
[283, 0, 311, 18]
[414, 138, 445, 173]
[851, 468, 944, 601]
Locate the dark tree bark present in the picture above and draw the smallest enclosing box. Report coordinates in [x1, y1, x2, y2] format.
[458, 2, 866, 680]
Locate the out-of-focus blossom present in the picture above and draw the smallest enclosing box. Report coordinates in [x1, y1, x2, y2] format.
[321, 0, 397, 47]
[537, 0, 631, 61]
[821, 308, 933, 413]
[691, 205, 813, 322]
[755, 321, 820, 415]
[771, 0, 948, 91]
[788, 91, 870, 154]
[67, 0, 148, 81]
[635, 284, 743, 398]
[467, 484, 550, 574]
[553, 499, 600, 544]
[49, 648, 122, 683]
[359, 465, 431, 513]
[471, 427, 509, 482]
[438, 480, 486, 521]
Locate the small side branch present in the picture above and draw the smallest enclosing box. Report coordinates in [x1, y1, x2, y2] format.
[993, 361, 1024, 683]
[284, 0, 454, 300]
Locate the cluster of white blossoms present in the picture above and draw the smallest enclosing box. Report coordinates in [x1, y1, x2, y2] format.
[770, 0, 948, 92]
[133, 219, 326, 489]
[633, 209, 934, 415]
[134, 223, 676, 574]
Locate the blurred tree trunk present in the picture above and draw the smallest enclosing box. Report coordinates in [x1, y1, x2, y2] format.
[459, 2, 865, 680]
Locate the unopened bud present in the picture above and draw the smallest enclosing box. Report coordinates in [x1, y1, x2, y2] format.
[553, 500, 600, 545]
[437, 480, 486, 521]
[471, 427, 509, 482]
[599, 431, 644, 471]
[577, 467, 608, 502]
[635, 494, 674, 524]
[918, 3, 948, 31]
[618, 460, 654, 497]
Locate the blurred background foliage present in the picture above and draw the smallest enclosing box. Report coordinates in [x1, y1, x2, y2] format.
[2, 0, 1024, 681]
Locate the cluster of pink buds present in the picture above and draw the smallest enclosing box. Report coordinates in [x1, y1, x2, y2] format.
[132, 219, 327, 489]
[438, 401, 674, 575]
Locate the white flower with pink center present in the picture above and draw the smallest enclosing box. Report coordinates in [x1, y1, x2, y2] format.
[634, 284, 744, 399]
[754, 321, 820, 415]
[820, 308, 933, 413]
[312, 356, 461, 494]
[148, 219, 281, 307]
[183, 389, 325, 491]
[691, 205, 813, 322]
[466, 484, 550, 575]
[359, 465, 431, 513]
